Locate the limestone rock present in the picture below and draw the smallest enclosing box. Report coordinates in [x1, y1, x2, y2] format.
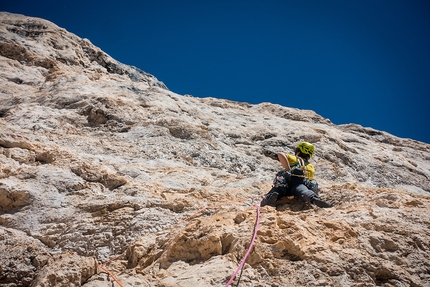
[1, 12, 430, 287]
[30, 253, 97, 287]
[0, 180, 34, 212]
[0, 227, 51, 286]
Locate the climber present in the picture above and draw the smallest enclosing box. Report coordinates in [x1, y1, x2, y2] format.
[260, 142, 331, 208]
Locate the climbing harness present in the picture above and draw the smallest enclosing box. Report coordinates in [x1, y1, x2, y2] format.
[273, 170, 290, 187]
[289, 156, 309, 179]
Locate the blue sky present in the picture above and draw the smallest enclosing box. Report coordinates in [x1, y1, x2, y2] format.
[2, 1, 429, 144]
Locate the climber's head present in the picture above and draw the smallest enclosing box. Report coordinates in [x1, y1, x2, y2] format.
[295, 142, 314, 160]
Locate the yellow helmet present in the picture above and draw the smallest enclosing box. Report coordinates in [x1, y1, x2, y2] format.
[296, 142, 315, 158]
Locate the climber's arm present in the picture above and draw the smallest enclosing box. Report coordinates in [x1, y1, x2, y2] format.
[278, 153, 291, 170]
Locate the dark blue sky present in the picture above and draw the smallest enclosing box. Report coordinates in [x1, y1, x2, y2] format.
[2, 1, 430, 143]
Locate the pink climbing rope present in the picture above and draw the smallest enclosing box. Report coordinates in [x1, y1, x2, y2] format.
[99, 198, 262, 287]
[224, 202, 261, 287]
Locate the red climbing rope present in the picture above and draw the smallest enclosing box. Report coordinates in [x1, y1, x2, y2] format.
[102, 253, 125, 266]
[99, 264, 125, 287]
[224, 201, 261, 287]
[99, 253, 126, 286]
[170, 199, 252, 229]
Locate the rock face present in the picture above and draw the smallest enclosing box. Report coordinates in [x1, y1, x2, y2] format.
[1, 12, 429, 287]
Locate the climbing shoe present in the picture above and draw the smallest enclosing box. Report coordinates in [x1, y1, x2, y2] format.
[260, 192, 278, 207]
[311, 197, 332, 208]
